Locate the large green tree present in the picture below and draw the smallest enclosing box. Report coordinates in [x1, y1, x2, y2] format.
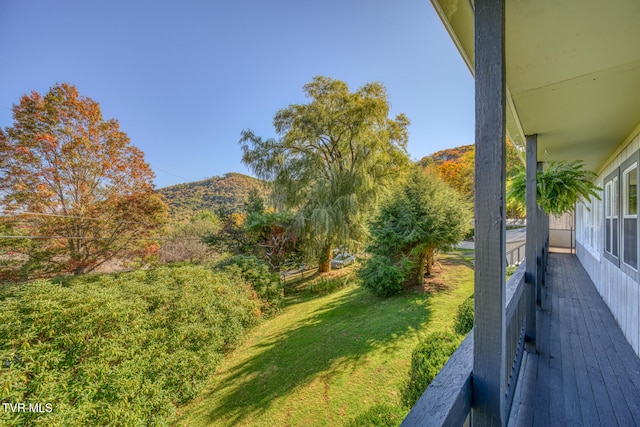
[240, 76, 410, 271]
[0, 83, 168, 277]
[361, 169, 472, 296]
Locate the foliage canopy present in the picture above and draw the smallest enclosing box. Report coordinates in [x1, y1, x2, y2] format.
[422, 139, 523, 206]
[240, 76, 410, 271]
[0, 83, 167, 277]
[205, 190, 302, 270]
[361, 169, 472, 296]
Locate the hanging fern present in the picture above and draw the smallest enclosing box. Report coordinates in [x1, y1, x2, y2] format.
[508, 160, 601, 216]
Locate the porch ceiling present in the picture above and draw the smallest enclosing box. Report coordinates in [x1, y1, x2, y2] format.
[430, 0, 640, 173]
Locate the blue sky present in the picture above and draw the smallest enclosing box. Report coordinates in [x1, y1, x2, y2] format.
[0, 0, 474, 189]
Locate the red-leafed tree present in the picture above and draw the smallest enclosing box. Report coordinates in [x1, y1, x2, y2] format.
[0, 83, 168, 277]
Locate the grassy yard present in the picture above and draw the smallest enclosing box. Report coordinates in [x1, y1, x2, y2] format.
[173, 251, 473, 426]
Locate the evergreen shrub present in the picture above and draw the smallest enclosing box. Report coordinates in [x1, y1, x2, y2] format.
[454, 296, 474, 335]
[359, 255, 406, 297]
[401, 331, 462, 407]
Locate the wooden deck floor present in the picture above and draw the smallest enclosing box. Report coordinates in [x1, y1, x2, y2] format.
[509, 253, 640, 426]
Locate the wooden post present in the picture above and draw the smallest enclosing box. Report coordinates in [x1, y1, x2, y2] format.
[473, 0, 507, 424]
[536, 161, 544, 305]
[525, 135, 538, 353]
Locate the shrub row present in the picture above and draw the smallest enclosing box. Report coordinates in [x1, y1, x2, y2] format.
[0, 265, 261, 426]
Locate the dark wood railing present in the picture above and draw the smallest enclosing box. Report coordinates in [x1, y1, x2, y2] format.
[504, 264, 527, 415]
[401, 262, 528, 426]
[400, 333, 474, 426]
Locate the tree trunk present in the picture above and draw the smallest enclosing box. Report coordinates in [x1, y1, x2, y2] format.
[319, 243, 332, 273]
[425, 246, 435, 276]
[415, 249, 428, 286]
[73, 263, 86, 275]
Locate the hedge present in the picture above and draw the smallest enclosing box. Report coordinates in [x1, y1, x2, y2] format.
[0, 265, 261, 426]
[401, 331, 462, 407]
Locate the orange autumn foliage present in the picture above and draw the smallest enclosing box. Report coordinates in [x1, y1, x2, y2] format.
[0, 83, 168, 277]
[420, 139, 522, 200]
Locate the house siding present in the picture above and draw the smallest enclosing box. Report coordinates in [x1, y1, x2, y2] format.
[576, 130, 640, 357]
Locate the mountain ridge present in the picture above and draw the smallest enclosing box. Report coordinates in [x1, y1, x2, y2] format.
[157, 172, 269, 219]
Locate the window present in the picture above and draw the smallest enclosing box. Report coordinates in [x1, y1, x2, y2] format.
[604, 171, 619, 264]
[622, 162, 638, 269]
[579, 193, 601, 256]
[604, 152, 639, 275]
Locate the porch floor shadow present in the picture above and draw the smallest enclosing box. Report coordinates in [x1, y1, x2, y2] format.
[509, 253, 640, 427]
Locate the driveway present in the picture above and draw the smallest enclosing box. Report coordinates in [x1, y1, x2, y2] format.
[458, 227, 526, 251]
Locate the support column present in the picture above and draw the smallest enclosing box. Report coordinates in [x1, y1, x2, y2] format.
[536, 161, 544, 305]
[525, 135, 537, 353]
[472, 0, 506, 424]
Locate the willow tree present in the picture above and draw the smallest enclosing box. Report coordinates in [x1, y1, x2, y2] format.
[240, 76, 410, 271]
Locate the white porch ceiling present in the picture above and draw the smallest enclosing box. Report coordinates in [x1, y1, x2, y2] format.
[430, 0, 640, 173]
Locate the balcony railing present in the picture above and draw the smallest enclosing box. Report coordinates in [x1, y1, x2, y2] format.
[506, 242, 525, 267]
[401, 262, 529, 426]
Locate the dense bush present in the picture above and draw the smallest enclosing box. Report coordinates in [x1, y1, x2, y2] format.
[0, 265, 260, 426]
[401, 331, 462, 407]
[219, 255, 283, 316]
[346, 403, 408, 427]
[454, 296, 474, 335]
[359, 254, 406, 297]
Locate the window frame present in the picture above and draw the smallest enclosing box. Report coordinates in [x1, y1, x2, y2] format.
[620, 152, 639, 278]
[604, 169, 620, 266]
[579, 192, 601, 259]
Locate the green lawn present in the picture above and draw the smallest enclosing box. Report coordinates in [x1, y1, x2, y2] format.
[173, 251, 473, 426]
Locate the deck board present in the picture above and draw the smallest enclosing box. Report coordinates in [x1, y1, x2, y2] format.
[548, 280, 565, 427]
[510, 254, 640, 425]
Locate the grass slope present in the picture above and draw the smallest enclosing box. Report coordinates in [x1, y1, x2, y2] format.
[174, 252, 473, 426]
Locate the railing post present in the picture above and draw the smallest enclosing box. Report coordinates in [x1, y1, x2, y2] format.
[473, 0, 507, 424]
[525, 134, 537, 353]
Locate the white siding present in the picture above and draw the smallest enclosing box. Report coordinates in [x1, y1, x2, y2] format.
[576, 131, 640, 357]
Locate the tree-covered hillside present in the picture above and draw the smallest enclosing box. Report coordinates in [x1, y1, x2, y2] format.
[419, 141, 523, 199]
[419, 144, 474, 168]
[157, 173, 269, 219]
